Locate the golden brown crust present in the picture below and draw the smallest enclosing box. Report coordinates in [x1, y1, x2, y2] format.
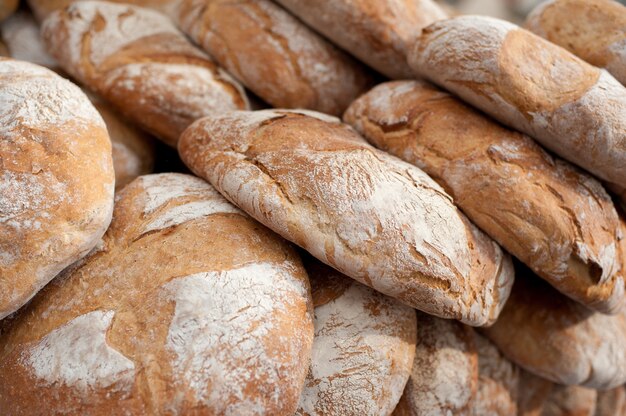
[344, 80, 624, 314]
[543, 385, 597, 416]
[41, 1, 249, 146]
[0, 58, 114, 320]
[177, 0, 372, 116]
[0, 173, 314, 415]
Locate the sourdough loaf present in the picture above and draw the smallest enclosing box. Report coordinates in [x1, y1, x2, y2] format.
[345, 80, 624, 314]
[542, 386, 597, 416]
[0, 173, 314, 415]
[41, 1, 249, 147]
[409, 16, 626, 188]
[179, 109, 515, 326]
[0, 58, 114, 320]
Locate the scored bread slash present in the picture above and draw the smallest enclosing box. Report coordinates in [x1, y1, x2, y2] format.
[179, 109, 515, 327]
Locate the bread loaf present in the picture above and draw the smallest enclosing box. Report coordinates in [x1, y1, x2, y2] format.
[0, 173, 314, 415]
[483, 270, 626, 389]
[0, 58, 114, 320]
[526, 0, 626, 86]
[595, 386, 626, 416]
[274, 0, 447, 79]
[41, 1, 249, 147]
[409, 16, 626, 188]
[28, 0, 181, 21]
[0, 0, 17, 21]
[392, 313, 477, 415]
[543, 386, 597, 416]
[179, 109, 515, 326]
[345, 80, 624, 314]
[176, 0, 372, 117]
[517, 370, 554, 416]
[296, 258, 416, 416]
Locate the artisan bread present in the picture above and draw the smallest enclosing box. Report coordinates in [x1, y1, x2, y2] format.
[0, 58, 114, 320]
[0, 173, 314, 415]
[483, 270, 626, 389]
[595, 386, 626, 416]
[345, 80, 623, 314]
[296, 258, 416, 416]
[526, 0, 626, 86]
[274, 0, 447, 79]
[518, 370, 554, 416]
[409, 16, 626, 188]
[179, 109, 515, 326]
[42, 1, 249, 147]
[393, 313, 478, 415]
[176, 0, 372, 117]
[543, 386, 597, 416]
[28, 0, 181, 21]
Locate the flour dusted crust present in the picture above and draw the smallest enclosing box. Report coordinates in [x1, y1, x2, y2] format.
[27, 0, 182, 21]
[179, 109, 514, 326]
[0, 59, 114, 320]
[409, 16, 626, 188]
[296, 259, 416, 416]
[483, 272, 626, 389]
[542, 385, 597, 416]
[345, 80, 624, 314]
[41, 1, 249, 147]
[274, 0, 447, 79]
[176, 0, 371, 117]
[393, 314, 477, 416]
[0, 173, 314, 415]
[526, 0, 626, 86]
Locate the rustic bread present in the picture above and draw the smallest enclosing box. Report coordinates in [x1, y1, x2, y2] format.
[392, 313, 478, 415]
[526, 0, 626, 86]
[274, 0, 447, 79]
[345, 80, 624, 314]
[176, 0, 372, 117]
[409, 15, 626, 189]
[518, 370, 554, 416]
[179, 109, 515, 326]
[0, 58, 114, 320]
[0, 173, 314, 415]
[543, 386, 597, 416]
[28, 0, 181, 21]
[595, 386, 626, 416]
[483, 269, 626, 389]
[41, 1, 249, 147]
[296, 258, 416, 416]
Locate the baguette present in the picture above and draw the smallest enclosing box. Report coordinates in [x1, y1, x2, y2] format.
[345, 80, 623, 313]
[409, 16, 626, 188]
[176, 0, 372, 117]
[0, 59, 114, 320]
[179, 109, 515, 326]
[542, 386, 597, 416]
[526, 0, 626, 86]
[274, 0, 447, 79]
[41, 1, 249, 147]
[0, 173, 314, 415]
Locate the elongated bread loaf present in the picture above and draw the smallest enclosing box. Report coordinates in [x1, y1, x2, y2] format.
[179, 109, 514, 326]
[542, 386, 597, 416]
[0, 173, 314, 415]
[28, 0, 181, 21]
[345, 80, 624, 313]
[176, 0, 371, 117]
[296, 259, 416, 416]
[41, 1, 249, 147]
[274, 0, 447, 79]
[526, 0, 626, 86]
[483, 270, 626, 389]
[409, 16, 626, 188]
[0, 59, 114, 320]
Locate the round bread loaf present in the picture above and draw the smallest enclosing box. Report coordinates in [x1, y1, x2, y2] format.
[483, 271, 626, 390]
[393, 313, 478, 416]
[542, 385, 597, 416]
[0, 58, 114, 319]
[179, 109, 515, 327]
[0, 173, 314, 415]
[296, 258, 416, 416]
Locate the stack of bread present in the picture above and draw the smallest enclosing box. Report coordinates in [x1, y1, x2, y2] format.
[1, 0, 625, 414]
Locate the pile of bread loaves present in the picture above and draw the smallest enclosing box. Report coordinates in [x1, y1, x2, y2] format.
[1, 0, 626, 414]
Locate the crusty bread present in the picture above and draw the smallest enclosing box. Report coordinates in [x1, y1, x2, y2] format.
[526, 0, 626, 86]
[483, 270, 626, 390]
[296, 258, 416, 416]
[179, 109, 515, 326]
[0, 58, 114, 320]
[28, 0, 181, 21]
[517, 371, 554, 416]
[595, 386, 626, 416]
[274, 0, 447, 79]
[542, 386, 597, 416]
[409, 16, 626, 189]
[0, 173, 314, 415]
[0, 0, 17, 21]
[176, 0, 372, 117]
[345, 80, 624, 314]
[41, 1, 249, 147]
[393, 313, 477, 416]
